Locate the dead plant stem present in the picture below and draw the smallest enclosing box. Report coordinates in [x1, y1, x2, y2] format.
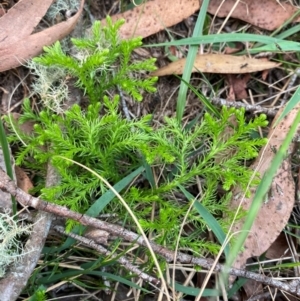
[0, 167, 300, 297]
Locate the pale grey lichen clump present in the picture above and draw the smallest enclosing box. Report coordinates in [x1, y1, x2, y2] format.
[27, 0, 81, 115]
[27, 61, 70, 114]
[0, 212, 33, 277]
[46, 0, 80, 21]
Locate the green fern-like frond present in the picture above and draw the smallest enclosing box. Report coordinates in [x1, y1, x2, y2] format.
[29, 285, 47, 301]
[7, 16, 269, 255]
[35, 41, 78, 70]
[31, 16, 157, 106]
[8, 96, 267, 252]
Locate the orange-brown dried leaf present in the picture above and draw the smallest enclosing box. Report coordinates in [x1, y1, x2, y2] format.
[207, 0, 300, 31]
[229, 102, 300, 271]
[0, 0, 53, 46]
[151, 54, 280, 76]
[0, 8, 6, 17]
[0, 0, 85, 72]
[242, 271, 264, 300]
[265, 232, 291, 259]
[100, 0, 200, 39]
[98, 0, 299, 41]
[15, 166, 33, 193]
[226, 74, 250, 100]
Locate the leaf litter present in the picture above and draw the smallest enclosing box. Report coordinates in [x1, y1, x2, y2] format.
[0, 0, 85, 72]
[103, 0, 300, 39]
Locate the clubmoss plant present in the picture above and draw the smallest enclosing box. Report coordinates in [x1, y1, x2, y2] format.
[8, 17, 268, 251]
[9, 100, 268, 242]
[30, 16, 157, 112]
[29, 285, 47, 301]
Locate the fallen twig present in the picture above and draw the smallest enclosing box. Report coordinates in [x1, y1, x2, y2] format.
[54, 225, 160, 285]
[0, 167, 300, 297]
[211, 97, 278, 116]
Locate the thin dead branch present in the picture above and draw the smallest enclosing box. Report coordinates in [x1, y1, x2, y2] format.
[211, 97, 278, 116]
[0, 167, 300, 297]
[54, 225, 160, 285]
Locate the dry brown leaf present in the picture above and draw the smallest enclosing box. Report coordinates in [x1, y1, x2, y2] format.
[225, 74, 250, 100]
[242, 272, 264, 300]
[100, 0, 200, 39]
[224, 43, 245, 54]
[0, 0, 53, 46]
[227, 83, 236, 101]
[207, 0, 300, 31]
[97, 0, 299, 42]
[0, 0, 85, 72]
[0, 8, 6, 18]
[84, 227, 109, 245]
[151, 54, 280, 76]
[261, 69, 270, 81]
[265, 232, 291, 259]
[229, 102, 300, 271]
[15, 166, 33, 193]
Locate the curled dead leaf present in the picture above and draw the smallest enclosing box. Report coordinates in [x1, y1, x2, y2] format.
[226, 74, 251, 100]
[84, 227, 109, 245]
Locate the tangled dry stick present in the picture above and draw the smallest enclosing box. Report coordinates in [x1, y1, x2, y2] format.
[0, 168, 300, 297]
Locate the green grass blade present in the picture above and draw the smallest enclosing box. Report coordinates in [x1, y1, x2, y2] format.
[37, 269, 149, 292]
[178, 185, 229, 259]
[176, 75, 221, 118]
[141, 155, 156, 187]
[174, 282, 220, 297]
[85, 165, 145, 217]
[227, 277, 248, 298]
[147, 33, 300, 54]
[176, 0, 210, 123]
[275, 24, 300, 40]
[273, 86, 300, 126]
[262, 261, 300, 269]
[0, 114, 16, 214]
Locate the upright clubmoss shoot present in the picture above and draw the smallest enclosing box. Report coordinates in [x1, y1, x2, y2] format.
[31, 17, 158, 109]
[7, 17, 268, 251]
